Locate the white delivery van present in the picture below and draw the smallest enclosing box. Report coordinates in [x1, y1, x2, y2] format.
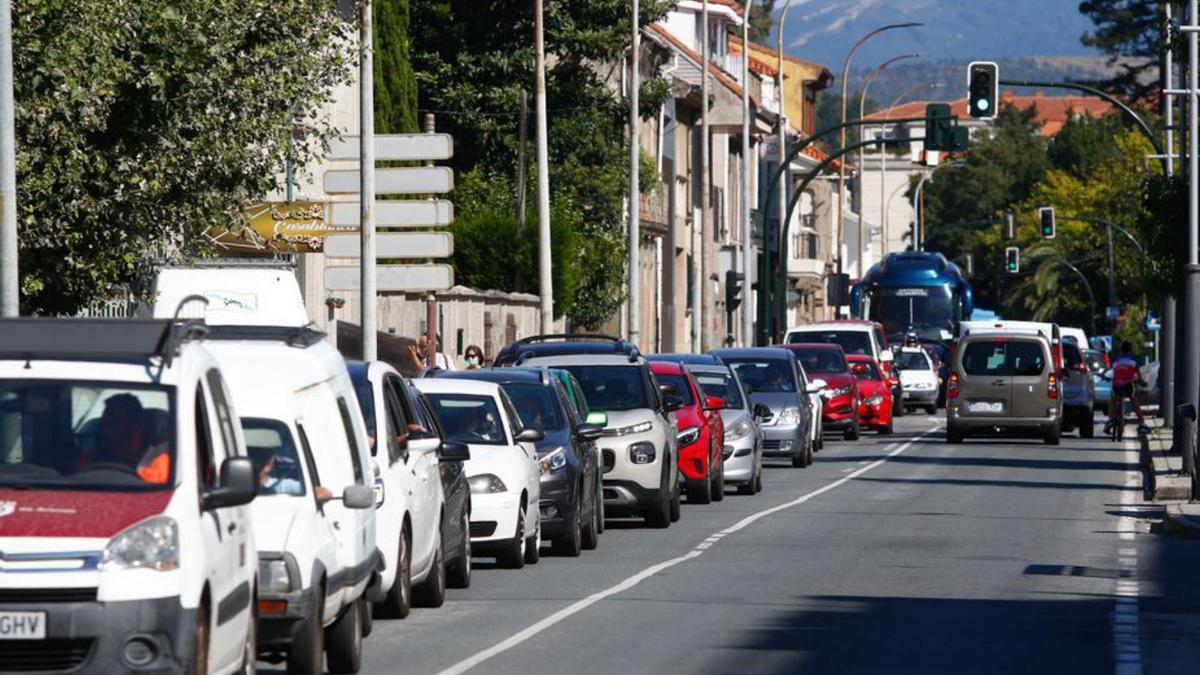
[0, 317, 258, 674]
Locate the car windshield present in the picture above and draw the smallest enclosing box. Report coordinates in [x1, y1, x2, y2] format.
[787, 330, 872, 356]
[897, 350, 932, 370]
[350, 371, 376, 439]
[425, 394, 507, 445]
[790, 348, 847, 374]
[559, 366, 651, 411]
[692, 371, 745, 409]
[1063, 344, 1084, 370]
[1083, 350, 1106, 373]
[866, 285, 958, 342]
[724, 359, 797, 393]
[653, 373, 694, 405]
[850, 361, 882, 380]
[501, 383, 564, 433]
[242, 418, 306, 497]
[0, 381, 175, 490]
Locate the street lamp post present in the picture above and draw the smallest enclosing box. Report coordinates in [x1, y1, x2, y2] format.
[835, 23, 922, 317]
[536, 0, 553, 334]
[0, 0, 15, 318]
[775, 0, 796, 336]
[740, 1, 752, 344]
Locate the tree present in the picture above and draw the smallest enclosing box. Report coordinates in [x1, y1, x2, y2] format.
[14, 0, 354, 315]
[1079, 0, 1174, 103]
[375, 0, 419, 134]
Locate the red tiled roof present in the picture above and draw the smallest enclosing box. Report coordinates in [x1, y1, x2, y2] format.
[861, 92, 1117, 137]
[728, 41, 780, 78]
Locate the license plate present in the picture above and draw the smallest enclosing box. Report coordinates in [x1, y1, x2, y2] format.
[968, 401, 1003, 414]
[0, 611, 47, 639]
[902, 392, 913, 399]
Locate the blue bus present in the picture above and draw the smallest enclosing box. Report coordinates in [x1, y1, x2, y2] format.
[851, 252, 974, 347]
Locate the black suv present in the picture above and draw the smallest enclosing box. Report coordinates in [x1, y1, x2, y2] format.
[436, 367, 605, 556]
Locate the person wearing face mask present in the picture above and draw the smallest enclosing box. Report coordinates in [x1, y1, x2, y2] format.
[464, 344, 485, 369]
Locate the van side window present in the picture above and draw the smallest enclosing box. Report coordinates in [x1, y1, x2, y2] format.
[194, 388, 217, 491]
[295, 423, 323, 510]
[385, 375, 419, 428]
[381, 386, 409, 465]
[205, 370, 239, 458]
[568, 375, 591, 419]
[337, 397, 367, 485]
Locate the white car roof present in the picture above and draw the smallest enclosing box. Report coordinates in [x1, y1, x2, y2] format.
[150, 267, 310, 327]
[789, 322, 875, 333]
[204, 340, 346, 392]
[413, 378, 504, 397]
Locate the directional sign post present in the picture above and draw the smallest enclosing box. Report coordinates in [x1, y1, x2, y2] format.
[327, 200, 454, 228]
[324, 167, 454, 195]
[326, 265, 454, 293]
[328, 134, 454, 162]
[324, 232, 453, 259]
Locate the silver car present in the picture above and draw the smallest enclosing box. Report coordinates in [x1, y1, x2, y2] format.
[710, 348, 820, 468]
[1061, 340, 1095, 438]
[687, 364, 764, 494]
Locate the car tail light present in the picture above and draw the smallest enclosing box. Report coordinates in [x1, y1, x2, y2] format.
[1047, 373, 1059, 399]
[1051, 343, 1062, 371]
[948, 372, 960, 399]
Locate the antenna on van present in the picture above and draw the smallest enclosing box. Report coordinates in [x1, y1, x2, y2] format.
[164, 295, 211, 368]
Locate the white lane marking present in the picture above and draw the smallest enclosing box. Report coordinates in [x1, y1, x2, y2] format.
[434, 425, 942, 675]
[1112, 438, 1143, 675]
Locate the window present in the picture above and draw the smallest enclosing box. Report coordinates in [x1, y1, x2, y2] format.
[1009, 342, 1046, 376]
[205, 370, 239, 458]
[242, 418, 306, 497]
[195, 388, 217, 490]
[501, 383, 564, 433]
[336, 397, 366, 484]
[693, 372, 745, 409]
[295, 424, 323, 511]
[653, 373, 695, 405]
[851, 360, 882, 380]
[559, 365, 653, 412]
[896, 350, 932, 371]
[724, 359, 798, 393]
[788, 330, 872, 356]
[962, 341, 1008, 376]
[961, 340, 1046, 377]
[425, 394, 508, 446]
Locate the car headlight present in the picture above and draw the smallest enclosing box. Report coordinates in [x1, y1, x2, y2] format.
[677, 426, 701, 446]
[101, 516, 179, 572]
[259, 557, 293, 594]
[775, 407, 801, 426]
[604, 421, 654, 437]
[538, 448, 567, 474]
[468, 473, 508, 494]
[865, 394, 884, 405]
[822, 386, 852, 399]
[726, 418, 754, 441]
[629, 442, 656, 464]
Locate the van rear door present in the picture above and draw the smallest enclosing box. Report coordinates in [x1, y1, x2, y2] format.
[957, 339, 1011, 417]
[1008, 339, 1052, 419]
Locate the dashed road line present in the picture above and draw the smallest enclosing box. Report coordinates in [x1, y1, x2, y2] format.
[434, 427, 942, 675]
[1113, 438, 1143, 675]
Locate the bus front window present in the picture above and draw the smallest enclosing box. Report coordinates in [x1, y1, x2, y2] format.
[867, 286, 959, 343]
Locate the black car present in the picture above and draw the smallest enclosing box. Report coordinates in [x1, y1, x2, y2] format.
[436, 367, 605, 556]
[347, 362, 473, 593]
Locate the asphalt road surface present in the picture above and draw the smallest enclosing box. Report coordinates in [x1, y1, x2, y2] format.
[287, 414, 1200, 674]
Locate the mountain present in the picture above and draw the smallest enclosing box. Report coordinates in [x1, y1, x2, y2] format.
[772, 0, 1099, 71]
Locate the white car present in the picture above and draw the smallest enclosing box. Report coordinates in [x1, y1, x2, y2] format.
[895, 347, 940, 414]
[0, 317, 258, 674]
[415, 379, 543, 569]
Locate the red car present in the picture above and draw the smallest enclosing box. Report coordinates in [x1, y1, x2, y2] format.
[846, 354, 896, 435]
[779, 343, 861, 441]
[650, 361, 726, 504]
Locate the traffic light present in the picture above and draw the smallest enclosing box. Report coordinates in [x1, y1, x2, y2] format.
[924, 103, 952, 151]
[1039, 207, 1056, 239]
[948, 126, 970, 152]
[1003, 211, 1016, 240]
[968, 61, 999, 120]
[725, 270, 744, 312]
[1005, 246, 1020, 274]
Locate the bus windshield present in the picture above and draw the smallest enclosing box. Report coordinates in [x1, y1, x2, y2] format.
[866, 286, 960, 343]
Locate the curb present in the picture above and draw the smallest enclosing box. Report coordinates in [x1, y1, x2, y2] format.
[1163, 503, 1200, 538]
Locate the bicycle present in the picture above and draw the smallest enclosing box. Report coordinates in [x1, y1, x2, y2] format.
[1109, 396, 1126, 442]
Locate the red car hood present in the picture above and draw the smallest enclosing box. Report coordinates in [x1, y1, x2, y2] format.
[856, 379, 888, 398]
[673, 404, 705, 430]
[816, 372, 855, 392]
[0, 489, 173, 539]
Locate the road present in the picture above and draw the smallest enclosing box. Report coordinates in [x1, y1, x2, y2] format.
[321, 414, 1200, 674]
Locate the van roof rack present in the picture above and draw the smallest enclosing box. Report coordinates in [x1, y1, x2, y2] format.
[205, 324, 327, 348]
[517, 333, 620, 344]
[0, 318, 207, 365]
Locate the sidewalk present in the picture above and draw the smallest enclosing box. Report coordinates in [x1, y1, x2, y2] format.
[1138, 417, 1200, 535]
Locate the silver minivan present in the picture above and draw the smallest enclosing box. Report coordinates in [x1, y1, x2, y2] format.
[946, 332, 1063, 445]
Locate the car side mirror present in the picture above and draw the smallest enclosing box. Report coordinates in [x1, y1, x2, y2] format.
[805, 383, 824, 394]
[852, 363, 869, 375]
[662, 395, 684, 413]
[576, 423, 604, 441]
[585, 411, 609, 427]
[515, 428, 545, 443]
[811, 379, 828, 390]
[438, 441, 471, 462]
[408, 437, 441, 455]
[203, 457, 257, 510]
[754, 403, 772, 419]
[341, 485, 375, 510]
[703, 396, 726, 411]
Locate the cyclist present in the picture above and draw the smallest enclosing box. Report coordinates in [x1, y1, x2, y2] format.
[1104, 341, 1149, 436]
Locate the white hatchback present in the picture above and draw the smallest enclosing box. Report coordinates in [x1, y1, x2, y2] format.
[415, 379, 543, 569]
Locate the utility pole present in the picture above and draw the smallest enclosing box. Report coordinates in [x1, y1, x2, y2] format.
[628, 0, 641, 346]
[0, 0, 17, 317]
[776, 1, 794, 340]
[535, 0, 553, 334]
[360, 0, 377, 360]
[1184, 0, 1199, 485]
[740, 1, 752, 345]
[700, 0, 712, 350]
[1163, 2, 1177, 431]
[424, 113, 438, 366]
[517, 89, 528, 233]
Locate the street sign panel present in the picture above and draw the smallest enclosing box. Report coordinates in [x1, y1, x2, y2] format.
[323, 232, 453, 259]
[326, 264, 454, 292]
[323, 167, 454, 194]
[1106, 305, 1120, 321]
[327, 134, 454, 161]
[327, 200, 454, 228]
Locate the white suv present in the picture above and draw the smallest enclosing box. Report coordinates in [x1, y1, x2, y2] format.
[0, 317, 258, 674]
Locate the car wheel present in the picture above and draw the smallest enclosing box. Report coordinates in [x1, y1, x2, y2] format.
[880, 418, 893, 435]
[1044, 424, 1061, 446]
[377, 524, 411, 619]
[186, 602, 209, 675]
[844, 418, 860, 441]
[669, 478, 682, 522]
[498, 504, 527, 569]
[359, 595, 372, 638]
[753, 464, 763, 493]
[596, 479, 606, 534]
[286, 586, 323, 675]
[524, 520, 541, 565]
[325, 598, 363, 675]
[690, 469, 713, 504]
[711, 458, 726, 502]
[447, 510, 472, 589]
[946, 425, 965, 444]
[413, 528, 447, 608]
[791, 438, 811, 468]
[239, 598, 257, 675]
[581, 484, 600, 551]
[553, 495, 583, 557]
[1081, 410, 1095, 439]
[893, 398, 905, 417]
[926, 405, 938, 415]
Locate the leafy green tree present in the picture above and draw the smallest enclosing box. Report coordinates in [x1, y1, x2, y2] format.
[375, 0, 419, 134]
[1079, 0, 1176, 103]
[14, 0, 354, 315]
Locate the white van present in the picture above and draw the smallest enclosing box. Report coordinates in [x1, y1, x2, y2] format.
[149, 265, 381, 673]
[0, 317, 258, 674]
